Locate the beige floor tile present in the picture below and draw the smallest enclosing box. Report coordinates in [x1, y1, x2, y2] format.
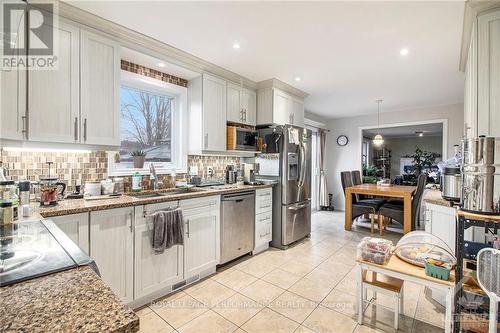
[240, 279, 286, 306]
[414, 291, 445, 329]
[135, 305, 152, 317]
[182, 277, 214, 294]
[362, 304, 414, 333]
[412, 319, 445, 333]
[239, 258, 277, 278]
[293, 325, 316, 333]
[369, 291, 418, 318]
[304, 267, 345, 288]
[316, 259, 354, 276]
[261, 268, 302, 289]
[288, 276, 335, 303]
[213, 269, 258, 291]
[321, 289, 360, 318]
[177, 310, 237, 333]
[241, 308, 300, 333]
[334, 268, 358, 296]
[279, 259, 316, 277]
[150, 290, 187, 309]
[138, 312, 175, 333]
[302, 306, 357, 333]
[186, 280, 236, 308]
[213, 293, 264, 326]
[268, 291, 318, 323]
[293, 253, 328, 266]
[352, 324, 385, 333]
[153, 294, 208, 329]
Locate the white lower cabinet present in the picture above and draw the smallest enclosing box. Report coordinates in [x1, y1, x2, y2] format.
[180, 196, 220, 279]
[134, 201, 184, 300]
[90, 207, 134, 303]
[50, 213, 89, 255]
[254, 188, 273, 254]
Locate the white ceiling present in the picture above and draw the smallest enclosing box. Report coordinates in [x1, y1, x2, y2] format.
[363, 123, 444, 138]
[68, 1, 466, 119]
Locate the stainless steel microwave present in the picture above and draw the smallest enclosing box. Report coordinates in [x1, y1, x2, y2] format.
[227, 126, 257, 151]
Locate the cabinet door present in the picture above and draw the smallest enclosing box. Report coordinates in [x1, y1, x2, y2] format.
[464, 23, 477, 139]
[90, 207, 134, 303]
[180, 196, 220, 279]
[28, 20, 79, 143]
[291, 98, 305, 127]
[0, 7, 26, 141]
[478, 10, 500, 137]
[80, 30, 120, 146]
[273, 89, 291, 125]
[227, 83, 242, 123]
[50, 213, 90, 254]
[242, 89, 256, 126]
[203, 74, 227, 151]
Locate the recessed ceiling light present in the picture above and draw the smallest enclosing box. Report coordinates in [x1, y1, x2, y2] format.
[295, 77, 301, 82]
[233, 43, 240, 49]
[157, 62, 166, 68]
[400, 48, 409, 56]
[415, 131, 424, 137]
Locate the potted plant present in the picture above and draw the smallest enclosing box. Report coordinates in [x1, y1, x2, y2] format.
[131, 150, 146, 169]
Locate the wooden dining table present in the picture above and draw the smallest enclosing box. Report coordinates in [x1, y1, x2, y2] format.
[344, 184, 417, 234]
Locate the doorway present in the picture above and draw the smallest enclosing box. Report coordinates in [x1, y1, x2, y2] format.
[310, 129, 320, 211]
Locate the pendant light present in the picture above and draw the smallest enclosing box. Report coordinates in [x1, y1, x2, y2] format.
[373, 99, 384, 146]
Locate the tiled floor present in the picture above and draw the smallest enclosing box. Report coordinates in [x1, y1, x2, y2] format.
[135, 211, 446, 333]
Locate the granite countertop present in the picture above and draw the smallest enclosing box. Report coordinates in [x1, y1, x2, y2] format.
[37, 184, 273, 218]
[423, 189, 455, 208]
[0, 266, 139, 333]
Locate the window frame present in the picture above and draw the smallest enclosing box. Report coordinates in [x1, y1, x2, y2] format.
[108, 70, 187, 176]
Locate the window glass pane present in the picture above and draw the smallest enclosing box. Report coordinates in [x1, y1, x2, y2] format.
[120, 86, 173, 163]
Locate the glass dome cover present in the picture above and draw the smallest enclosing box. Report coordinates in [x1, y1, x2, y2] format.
[394, 231, 456, 267]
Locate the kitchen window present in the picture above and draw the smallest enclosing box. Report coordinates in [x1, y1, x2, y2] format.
[108, 70, 187, 175]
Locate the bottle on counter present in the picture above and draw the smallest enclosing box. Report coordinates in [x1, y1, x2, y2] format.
[0, 181, 19, 221]
[0, 201, 14, 225]
[18, 180, 31, 206]
[132, 172, 142, 192]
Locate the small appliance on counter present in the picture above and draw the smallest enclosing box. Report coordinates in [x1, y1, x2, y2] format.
[0, 219, 98, 286]
[38, 162, 66, 207]
[243, 163, 262, 185]
[225, 165, 236, 184]
[462, 136, 500, 214]
[226, 125, 257, 152]
[440, 166, 461, 202]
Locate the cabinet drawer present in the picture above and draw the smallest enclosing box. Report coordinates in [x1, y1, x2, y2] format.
[256, 188, 272, 201]
[255, 214, 272, 244]
[256, 211, 272, 226]
[256, 198, 272, 214]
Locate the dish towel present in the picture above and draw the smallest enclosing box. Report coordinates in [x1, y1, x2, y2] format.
[151, 208, 184, 254]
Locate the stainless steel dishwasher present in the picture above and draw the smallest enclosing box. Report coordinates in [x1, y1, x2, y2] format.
[220, 191, 255, 264]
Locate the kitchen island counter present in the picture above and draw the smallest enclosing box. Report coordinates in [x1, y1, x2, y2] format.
[423, 189, 455, 208]
[0, 266, 139, 333]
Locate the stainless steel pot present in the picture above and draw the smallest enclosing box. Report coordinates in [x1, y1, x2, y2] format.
[462, 136, 500, 214]
[441, 166, 461, 202]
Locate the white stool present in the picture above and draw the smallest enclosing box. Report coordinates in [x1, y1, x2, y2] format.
[358, 270, 404, 330]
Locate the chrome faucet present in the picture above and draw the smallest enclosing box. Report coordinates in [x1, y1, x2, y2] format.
[149, 164, 158, 191]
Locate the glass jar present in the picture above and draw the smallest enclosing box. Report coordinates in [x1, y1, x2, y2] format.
[0, 181, 18, 221]
[0, 201, 14, 225]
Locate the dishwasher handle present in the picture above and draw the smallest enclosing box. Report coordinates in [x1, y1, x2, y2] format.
[221, 191, 255, 201]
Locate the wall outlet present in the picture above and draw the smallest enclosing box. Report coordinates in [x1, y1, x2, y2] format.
[206, 166, 214, 177]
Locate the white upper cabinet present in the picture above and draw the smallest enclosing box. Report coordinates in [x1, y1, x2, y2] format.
[0, 7, 26, 142]
[80, 30, 121, 146]
[227, 82, 256, 126]
[464, 22, 477, 139]
[257, 87, 305, 127]
[28, 20, 80, 143]
[188, 73, 227, 153]
[227, 82, 242, 123]
[477, 9, 500, 137]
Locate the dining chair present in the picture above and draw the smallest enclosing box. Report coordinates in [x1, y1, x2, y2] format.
[341, 171, 383, 233]
[352, 170, 386, 207]
[378, 174, 426, 234]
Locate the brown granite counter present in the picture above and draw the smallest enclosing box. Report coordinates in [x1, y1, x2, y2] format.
[423, 189, 454, 208]
[0, 266, 139, 333]
[38, 184, 273, 218]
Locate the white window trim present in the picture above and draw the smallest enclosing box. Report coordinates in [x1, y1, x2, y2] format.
[108, 70, 188, 176]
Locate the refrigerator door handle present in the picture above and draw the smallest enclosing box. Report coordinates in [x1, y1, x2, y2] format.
[288, 202, 310, 210]
[298, 143, 307, 188]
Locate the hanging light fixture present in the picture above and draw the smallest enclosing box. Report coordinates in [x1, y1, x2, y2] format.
[373, 99, 384, 146]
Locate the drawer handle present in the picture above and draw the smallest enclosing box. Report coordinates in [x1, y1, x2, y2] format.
[259, 217, 271, 222]
[260, 204, 271, 209]
[259, 192, 271, 197]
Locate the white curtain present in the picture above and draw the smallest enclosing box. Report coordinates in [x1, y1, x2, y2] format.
[319, 129, 329, 207]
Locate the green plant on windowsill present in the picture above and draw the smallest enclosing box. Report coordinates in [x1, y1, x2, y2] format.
[131, 150, 147, 169]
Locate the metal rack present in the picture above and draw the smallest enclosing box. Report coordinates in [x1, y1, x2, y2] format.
[455, 210, 500, 333]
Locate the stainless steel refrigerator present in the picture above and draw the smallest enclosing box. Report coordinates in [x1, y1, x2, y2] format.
[255, 125, 312, 249]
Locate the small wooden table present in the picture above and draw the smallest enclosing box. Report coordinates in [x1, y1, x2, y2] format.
[345, 184, 417, 234]
[357, 255, 455, 333]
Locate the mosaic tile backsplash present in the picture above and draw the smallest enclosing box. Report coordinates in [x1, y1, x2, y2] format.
[0, 150, 241, 192]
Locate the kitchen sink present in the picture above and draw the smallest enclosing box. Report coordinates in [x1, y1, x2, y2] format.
[126, 188, 204, 198]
